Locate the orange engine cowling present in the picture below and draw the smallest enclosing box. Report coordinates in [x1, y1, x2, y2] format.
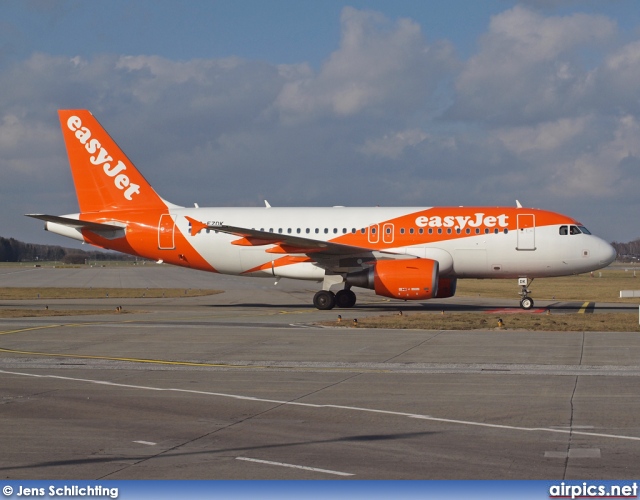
[346, 258, 439, 300]
[435, 277, 457, 298]
[345, 259, 439, 300]
[374, 259, 439, 299]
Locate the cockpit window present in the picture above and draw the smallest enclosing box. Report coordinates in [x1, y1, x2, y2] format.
[578, 226, 591, 235]
[559, 225, 568, 235]
[570, 225, 581, 235]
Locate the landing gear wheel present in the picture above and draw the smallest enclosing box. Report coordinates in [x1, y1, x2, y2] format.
[518, 278, 534, 310]
[335, 289, 357, 308]
[313, 290, 336, 310]
[520, 297, 534, 310]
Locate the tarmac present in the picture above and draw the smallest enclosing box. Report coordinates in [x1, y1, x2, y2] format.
[1, 265, 639, 479]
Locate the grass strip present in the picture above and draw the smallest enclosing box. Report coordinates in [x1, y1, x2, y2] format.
[0, 288, 222, 300]
[457, 270, 640, 303]
[326, 312, 640, 332]
[0, 309, 132, 318]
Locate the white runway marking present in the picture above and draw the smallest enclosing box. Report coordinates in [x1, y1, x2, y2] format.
[236, 457, 353, 476]
[2, 369, 639, 443]
[133, 441, 156, 446]
[545, 449, 601, 459]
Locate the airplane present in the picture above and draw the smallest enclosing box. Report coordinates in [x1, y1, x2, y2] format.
[27, 110, 617, 310]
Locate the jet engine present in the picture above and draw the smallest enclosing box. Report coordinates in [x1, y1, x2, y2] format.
[346, 258, 439, 300]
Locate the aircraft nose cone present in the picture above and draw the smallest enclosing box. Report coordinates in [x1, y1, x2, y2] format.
[598, 240, 617, 266]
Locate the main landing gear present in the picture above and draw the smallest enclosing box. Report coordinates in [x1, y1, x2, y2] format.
[313, 288, 357, 310]
[518, 277, 534, 309]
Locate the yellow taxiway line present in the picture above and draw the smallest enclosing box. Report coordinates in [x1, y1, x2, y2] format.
[577, 301, 592, 314]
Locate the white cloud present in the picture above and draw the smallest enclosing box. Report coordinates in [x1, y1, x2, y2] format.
[0, 112, 60, 170]
[495, 116, 591, 154]
[585, 40, 640, 113]
[449, 5, 615, 124]
[490, 114, 640, 201]
[275, 7, 456, 120]
[554, 115, 640, 196]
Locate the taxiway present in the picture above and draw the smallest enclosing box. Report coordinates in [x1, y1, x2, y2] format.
[1, 265, 639, 479]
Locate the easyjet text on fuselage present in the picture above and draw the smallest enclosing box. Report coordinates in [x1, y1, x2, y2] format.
[414, 213, 509, 230]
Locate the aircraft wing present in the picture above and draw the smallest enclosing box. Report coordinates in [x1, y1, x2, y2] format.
[212, 223, 378, 255]
[185, 217, 402, 267]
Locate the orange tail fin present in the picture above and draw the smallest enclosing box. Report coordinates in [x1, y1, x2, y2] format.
[58, 110, 167, 213]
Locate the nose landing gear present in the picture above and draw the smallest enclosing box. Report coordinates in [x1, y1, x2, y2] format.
[518, 277, 534, 309]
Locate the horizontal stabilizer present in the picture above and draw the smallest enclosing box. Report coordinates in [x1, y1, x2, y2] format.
[26, 214, 124, 232]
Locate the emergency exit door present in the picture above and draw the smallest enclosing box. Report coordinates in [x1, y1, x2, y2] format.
[158, 214, 176, 250]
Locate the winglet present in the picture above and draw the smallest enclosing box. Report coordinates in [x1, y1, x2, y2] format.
[185, 216, 208, 236]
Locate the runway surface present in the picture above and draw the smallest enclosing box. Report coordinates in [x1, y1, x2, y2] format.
[1, 265, 639, 479]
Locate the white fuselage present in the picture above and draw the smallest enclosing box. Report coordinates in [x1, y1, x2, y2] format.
[160, 206, 615, 280]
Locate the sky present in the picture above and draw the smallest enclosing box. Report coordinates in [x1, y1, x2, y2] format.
[2, 0, 640, 246]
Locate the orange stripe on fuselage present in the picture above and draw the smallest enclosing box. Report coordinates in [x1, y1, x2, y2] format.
[327, 207, 577, 250]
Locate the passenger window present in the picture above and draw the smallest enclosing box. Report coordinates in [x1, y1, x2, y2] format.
[466, 228, 471, 234]
[503, 229, 508, 234]
[306, 228, 310, 234]
[278, 228, 283, 233]
[456, 228, 461, 234]
[361, 228, 366, 234]
[475, 228, 480, 234]
[371, 227, 377, 234]
[333, 228, 338, 234]
[447, 228, 452, 234]
[438, 228, 442, 234]
[352, 228, 356, 233]
[409, 228, 414, 234]
[484, 228, 489, 234]
[559, 225, 568, 235]
[287, 228, 292, 234]
[427, 228, 432, 234]
[324, 228, 329, 234]
[315, 228, 319, 234]
[400, 228, 405, 235]
[342, 228, 347, 234]
[296, 228, 301, 234]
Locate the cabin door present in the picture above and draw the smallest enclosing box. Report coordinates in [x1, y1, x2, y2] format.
[516, 214, 536, 251]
